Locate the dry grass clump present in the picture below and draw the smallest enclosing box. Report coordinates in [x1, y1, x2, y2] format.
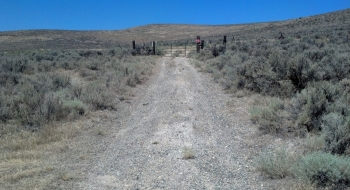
[182, 147, 195, 160]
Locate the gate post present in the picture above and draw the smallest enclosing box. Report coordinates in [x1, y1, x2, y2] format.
[223, 36, 227, 52]
[152, 41, 156, 55]
[196, 36, 200, 53]
[132, 40, 136, 50]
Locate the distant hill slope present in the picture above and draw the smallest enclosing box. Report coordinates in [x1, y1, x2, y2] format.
[0, 8, 349, 52]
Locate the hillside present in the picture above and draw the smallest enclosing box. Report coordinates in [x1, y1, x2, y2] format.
[1, 7, 350, 189]
[0, 8, 349, 52]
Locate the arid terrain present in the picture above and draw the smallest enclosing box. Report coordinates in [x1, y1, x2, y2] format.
[1, 8, 350, 190]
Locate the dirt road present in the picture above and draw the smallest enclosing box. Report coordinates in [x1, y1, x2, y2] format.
[78, 57, 265, 189]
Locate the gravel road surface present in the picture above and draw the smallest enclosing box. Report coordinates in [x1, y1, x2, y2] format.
[79, 57, 266, 189]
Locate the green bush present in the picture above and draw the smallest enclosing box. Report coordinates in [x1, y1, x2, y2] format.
[51, 73, 71, 90]
[195, 48, 214, 61]
[251, 107, 282, 134]
[292, 86, 327, 133]
[292, 152, 350, 188]
[81, 83, 116, 110]
[255, 148, 295, 179]
[322, 113, 350, 155]
[0, 91, 11, 122]
[287, 54, 315, 92]
[41, 92, 64, 122]
[1, 57, 31, 73]
[62, 99, 87, 117]
[250, 97, 288, 134]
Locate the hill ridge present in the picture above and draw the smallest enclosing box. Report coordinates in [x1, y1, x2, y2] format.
[0, 8, 349, 51]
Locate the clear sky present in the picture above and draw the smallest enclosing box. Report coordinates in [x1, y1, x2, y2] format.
[0, 0, 349, 31]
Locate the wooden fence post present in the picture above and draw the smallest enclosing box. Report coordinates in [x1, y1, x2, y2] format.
[132, 40, 135, 50]
[152, 41, 156, 55]
[196, 36, 200, 53]
[223, 36, 227, 52]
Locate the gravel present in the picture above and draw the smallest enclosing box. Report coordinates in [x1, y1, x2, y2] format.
[78, 57, 270, 189]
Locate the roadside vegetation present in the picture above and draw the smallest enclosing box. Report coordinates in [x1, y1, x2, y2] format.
[0, 48, 156, 189]
[191, 14, 350, 189]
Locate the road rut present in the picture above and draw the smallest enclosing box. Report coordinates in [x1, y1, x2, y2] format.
[79, 57, 264, 189]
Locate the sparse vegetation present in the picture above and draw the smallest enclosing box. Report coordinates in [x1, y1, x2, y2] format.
[0, 48, 156, 189]
[191, 8, 350, 189]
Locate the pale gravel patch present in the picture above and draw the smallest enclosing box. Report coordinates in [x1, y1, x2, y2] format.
[77, 57, 277, 189]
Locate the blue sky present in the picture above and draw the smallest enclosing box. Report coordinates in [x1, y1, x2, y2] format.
[0, 0, 349, 31]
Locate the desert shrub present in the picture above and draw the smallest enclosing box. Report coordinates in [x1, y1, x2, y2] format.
[41, 92, 64, 122]
[81, 83, 116, 110]
[108, 49, 117, 56]
[62, 99, 87, 118]
[194, 48, 214, 61]
[287, 54, 316, 92]
[36, 60, 54, 72]
[15, 83, 65, 127]
[0, 72, 21, 86]
[291, 86, 327, 133]
[51, 73, 71, 90]
[304, 47, 332, 62]
[0, 48, 156, 134]
[0, 91, 11, 122]
[322, 113, 350, 155]
[79, 68, 97, 80]
[280, 37, 294, 45]
[250, 97, 289, 134]
[268, 52, 288, 79]
[34, 52, 55, 62]
[85, 60, 100, 70]
[292, 152, 350, 188]
[303, 134, 326, 153]
[255, 148, 296, 179]
[328, 52, 349, 81]
[69, 84, 83, 99]
[1, 57, 31, 73]
[126, 72, 140, 87]
[251, 107, 282, 134]
[237, 58, 279, 94]
[25, 74, 53, 93]
[79, 50, 97, 58]
[237, 42, 250, 53]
